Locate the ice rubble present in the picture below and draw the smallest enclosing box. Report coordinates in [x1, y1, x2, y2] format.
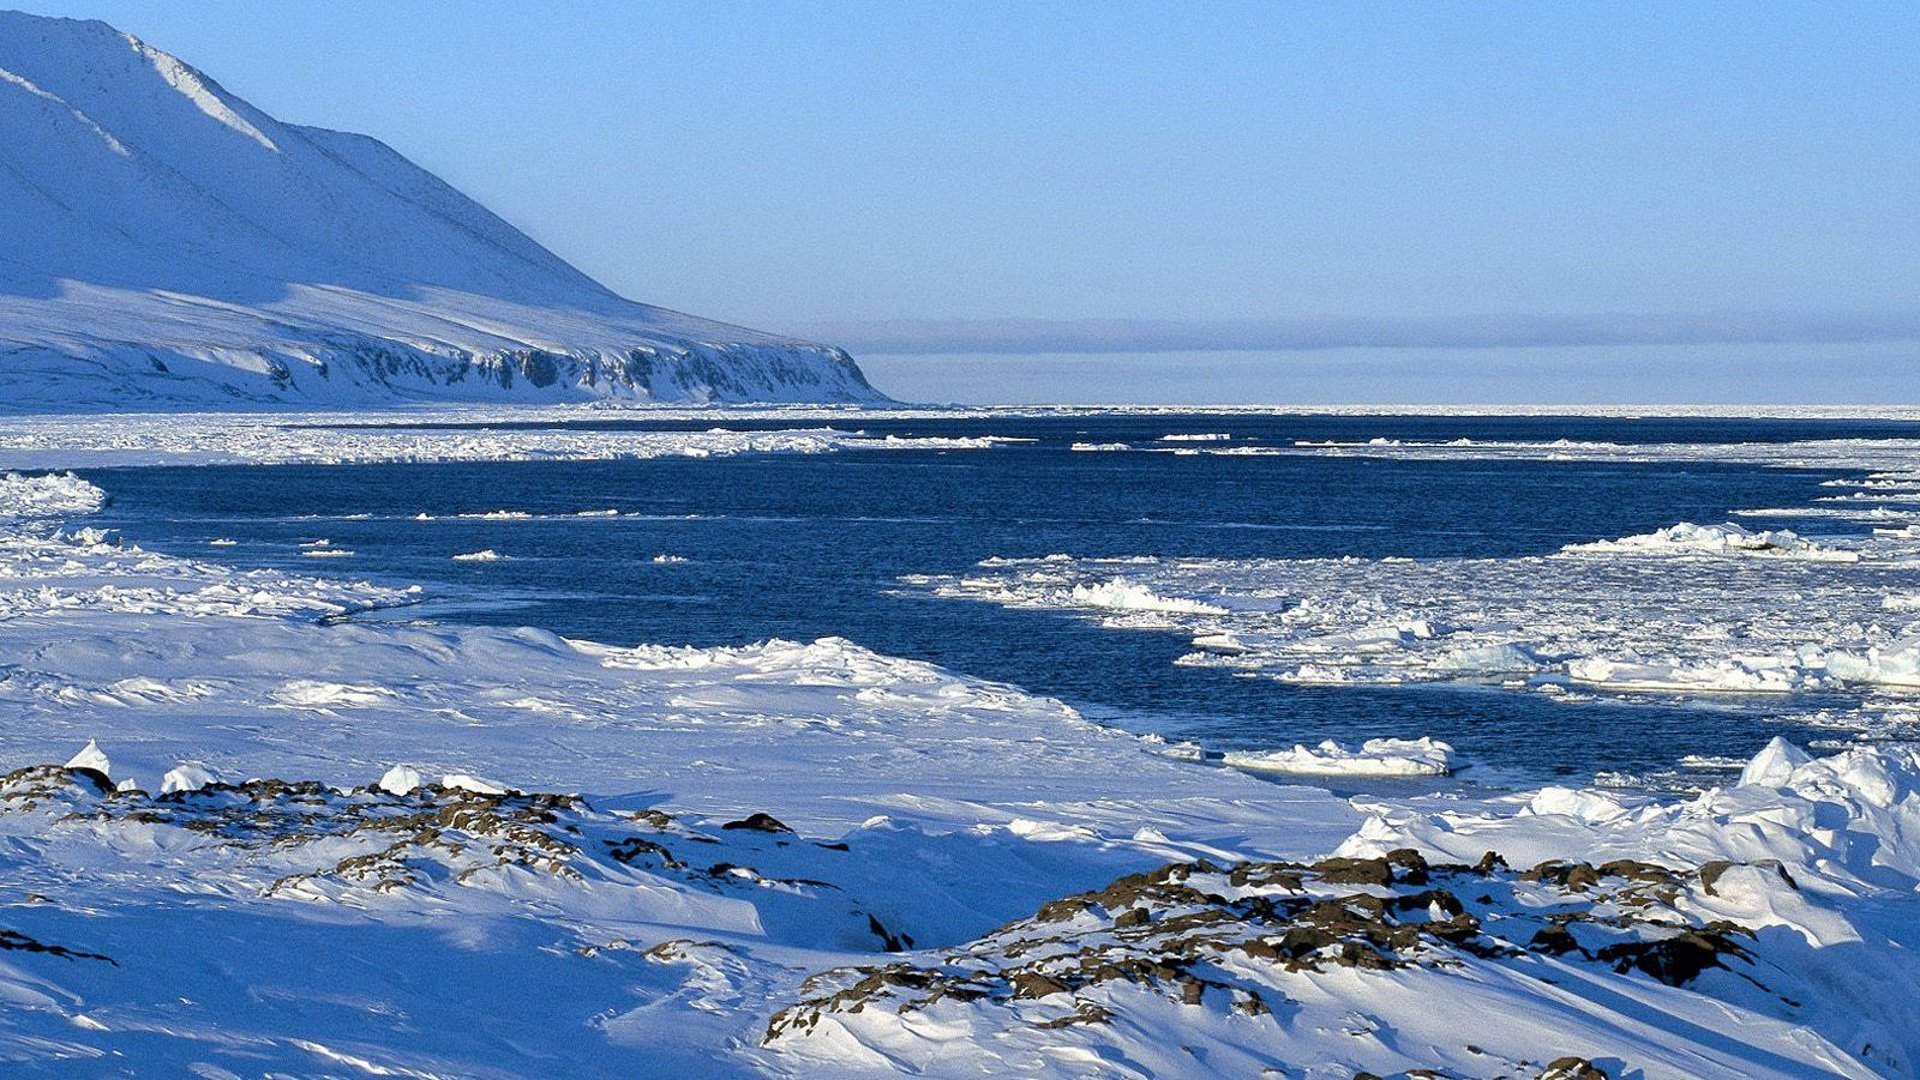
[913, 477, 1920, 720]
[1222, 736, 1455, 777]
[0, 411, 1027, 469]
[1561, 521, 1857, 561]
[1066, 577, 1228, 616]
[0, 470, 105, 518]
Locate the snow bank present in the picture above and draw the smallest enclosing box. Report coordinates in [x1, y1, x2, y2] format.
[1224, 736, 1455, 777]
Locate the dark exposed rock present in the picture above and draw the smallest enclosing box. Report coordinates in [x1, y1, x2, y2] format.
[767, 847, 1789, 1051]
[1596, 926, 1752, 987]
[0, 928, 115, 965]
[722, 812, 794, 834]
[1311, 856, 1395, 886]
[1540, 1056, 1609, 1079]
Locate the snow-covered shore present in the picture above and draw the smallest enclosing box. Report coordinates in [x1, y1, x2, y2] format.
[0, 469, 1915, 1075]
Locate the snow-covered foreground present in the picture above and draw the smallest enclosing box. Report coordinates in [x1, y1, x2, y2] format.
[0, 471, 1917, 1077]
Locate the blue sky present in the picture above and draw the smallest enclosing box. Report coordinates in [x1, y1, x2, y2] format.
[14, 1, 1920, 350]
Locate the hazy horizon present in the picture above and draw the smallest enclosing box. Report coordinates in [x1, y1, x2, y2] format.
[9, 1, 1918, 403]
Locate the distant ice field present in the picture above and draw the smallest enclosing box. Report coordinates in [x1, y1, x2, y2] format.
[70, 409, 1920, 790]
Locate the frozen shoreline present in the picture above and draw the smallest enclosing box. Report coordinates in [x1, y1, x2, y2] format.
[0, 456, 1916, 1074]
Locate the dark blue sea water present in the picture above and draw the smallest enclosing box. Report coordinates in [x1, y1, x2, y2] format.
[85, 413, 1898, 788]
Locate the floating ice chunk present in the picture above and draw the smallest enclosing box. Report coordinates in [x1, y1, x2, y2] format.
[161, 763, 222, 794]
[452, 549, 500, 562]
[441, 773, 509, 795]
[377, 765, 421, 795]
[208, 538, 237, 547]
[1275, 664, 1365, 685]
[1069, 442, 1130, 452]
[302, 548, 354, 558]
[1567, 656, 1802, 693]
[652, 554, 689, 564]
[0, 472, 107, 519]
[65, 739, 110, 776]
[1157, 433, 1229, 442]
[1067, 578, 1227, 616]
[1429, 643, 1542, 674]
[1139, 736, 1208, 762]
[1191, 631, 1247, 655]
[1562, 521, 1857, 561]
[115, 777, 140, 792]
[1223, 737, 1454, 778]
[1823, 644, 1920, 687]
[1740, 737, 1814, 788]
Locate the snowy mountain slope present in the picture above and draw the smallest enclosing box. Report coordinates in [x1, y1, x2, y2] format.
[0, 11, 883, 407]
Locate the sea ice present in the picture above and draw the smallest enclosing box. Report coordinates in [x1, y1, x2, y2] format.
[1222, 736, 1455, 777]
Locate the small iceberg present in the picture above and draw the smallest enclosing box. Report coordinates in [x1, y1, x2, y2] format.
[1223, 736, 1455, 778]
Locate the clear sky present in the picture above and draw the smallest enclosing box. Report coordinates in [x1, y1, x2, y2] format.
[11, 1, 1920, 349]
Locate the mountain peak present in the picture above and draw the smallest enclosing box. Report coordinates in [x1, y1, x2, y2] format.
[0, 9, 881, 407]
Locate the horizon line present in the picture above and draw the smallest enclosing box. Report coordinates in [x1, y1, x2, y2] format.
[782, 312, 1920, 356]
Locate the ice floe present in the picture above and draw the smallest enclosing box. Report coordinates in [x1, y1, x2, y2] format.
[911, 490, 1920, 737]
[1562, 521, 1858, 561]
[1222, 736, 1455, 777]
[0, 411, 1028, 469]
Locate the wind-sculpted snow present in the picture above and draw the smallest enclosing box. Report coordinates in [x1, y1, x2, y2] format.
[0, 410, 1023, 468]
[1333, 737, 1920, 1075]
[762, 841, 1891, 1078]
[0, 741, 1906, 1076]
[0, 12, 881, 406]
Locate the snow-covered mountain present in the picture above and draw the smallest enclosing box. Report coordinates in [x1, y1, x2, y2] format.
[0, 11, 883, 407]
